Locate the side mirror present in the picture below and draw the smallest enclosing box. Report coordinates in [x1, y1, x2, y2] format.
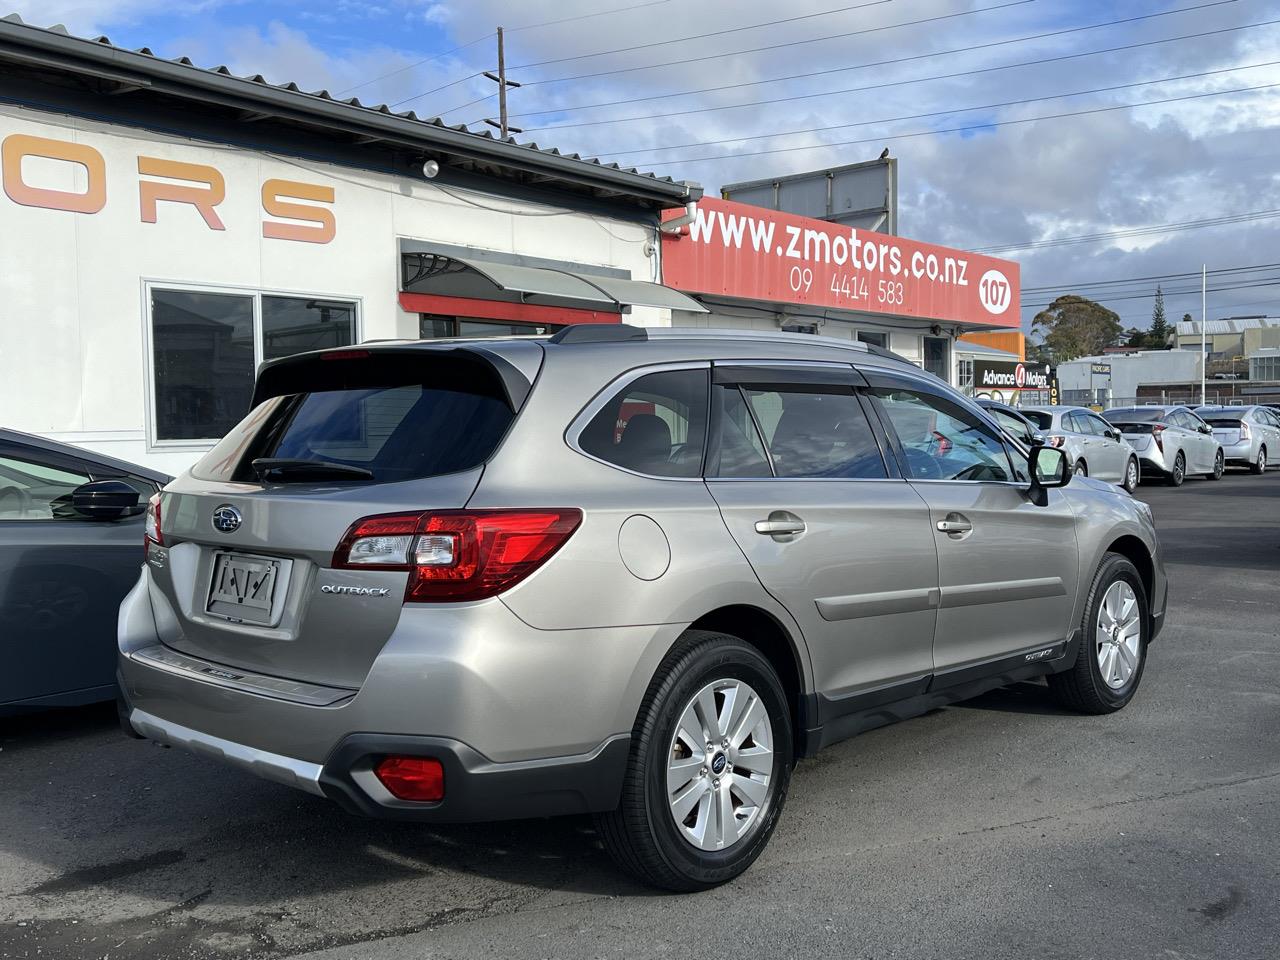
[1199, 424, 1212, 435]
[1029, 432, 1047, 447]
[1105, 428, 1118, 440]
[71, 479, 143, 520]
[1027, 446, 1071, 506]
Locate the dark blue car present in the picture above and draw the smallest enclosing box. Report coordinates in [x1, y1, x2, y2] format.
[1, 429, 170, 712]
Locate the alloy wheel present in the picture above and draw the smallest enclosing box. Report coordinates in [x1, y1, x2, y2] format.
[1096, 580, 1142, 689]
[1173, 454, 1185, 485]
[667, 678, 774, 852]
[1125, 459, 1139, 491]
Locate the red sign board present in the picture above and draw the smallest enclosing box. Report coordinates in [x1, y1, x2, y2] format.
[661, 197, 1020, 328]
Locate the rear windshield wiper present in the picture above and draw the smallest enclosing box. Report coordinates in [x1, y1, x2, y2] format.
[251, 458, 374, 483]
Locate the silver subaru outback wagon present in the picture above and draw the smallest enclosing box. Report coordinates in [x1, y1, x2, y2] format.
[119, 325, 1168, 891]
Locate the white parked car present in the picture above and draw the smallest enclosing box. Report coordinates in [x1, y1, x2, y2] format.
[1195, 405, 1280, 474]
[1021, 405, 1141, 493]
[1103, 405, 1224, 487]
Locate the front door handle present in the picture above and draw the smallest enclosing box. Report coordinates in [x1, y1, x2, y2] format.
[755, 511, 806, 538]
[936, 513, 972, 535]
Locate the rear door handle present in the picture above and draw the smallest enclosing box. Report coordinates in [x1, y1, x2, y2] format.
[936, 514, 972, 535]
[755, 512, 806, 537]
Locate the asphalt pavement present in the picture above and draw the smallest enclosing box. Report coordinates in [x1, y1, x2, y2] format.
[2, 468, 1278, 960]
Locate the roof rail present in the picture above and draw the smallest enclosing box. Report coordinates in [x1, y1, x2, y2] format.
[548, 324, 649, 344]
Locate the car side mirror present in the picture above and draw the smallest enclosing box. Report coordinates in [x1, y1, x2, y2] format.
[1105, 428, 1118, 440]
[1199, 424, 1212, 435]
[1029, 432, 1047, 447]
[71, 479, 143, 520]
[1027, 446, 1070, 506]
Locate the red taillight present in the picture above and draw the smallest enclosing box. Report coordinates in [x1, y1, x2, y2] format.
[1240, 421, 1252, 440]
[144, 493, 164, 547]
[374, 756, 444, 802]
[1152, 424, 1166, 451]
[332, 509, 582, 602]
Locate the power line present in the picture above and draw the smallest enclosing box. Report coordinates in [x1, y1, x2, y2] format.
[517, 0, 1035, 87]
[621, 78, 1280, 166]
[978, 208, 1280, 255]
[507, 0, 894, 70]
[1025, 263, 1280, 294]
[337, 0, 676, 98]
[605, 59, 1280, 160]
[336, 34, 493, 97]
[505, 0, 1241, 120]
[1022, 276, 1280, 309]
[523, 17, 1278, 133]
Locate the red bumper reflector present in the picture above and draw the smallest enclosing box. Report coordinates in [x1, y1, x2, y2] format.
[374, 756, 445, 802]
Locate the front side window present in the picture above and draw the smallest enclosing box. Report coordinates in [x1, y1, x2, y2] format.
[0, 446, 91, 520]
[151, 287, 357, 443]
[733, 387, 887, 479]
[870, 387, 1013, 482]
[578, 369, 709, 478]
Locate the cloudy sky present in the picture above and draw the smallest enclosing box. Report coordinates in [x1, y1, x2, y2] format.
[14, 0, 1280, 333]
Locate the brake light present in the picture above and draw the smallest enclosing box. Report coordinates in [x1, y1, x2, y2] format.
[375, 756, 444, 802]
[332, 509, 582, 602]
[1240, 421, 1252, 440]
[319, 349, 371, 361]
[144, 493, 164, 547]
[1150, 423, 1165, 452]
[1047, 435, 1066, 448]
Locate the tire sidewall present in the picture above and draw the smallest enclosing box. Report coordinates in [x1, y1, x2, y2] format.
[1124, 457, 1139, 492]
[1170, 452, 1185, 486]
[641, 640, 793, 887]
[1081, 556, 1149, 709]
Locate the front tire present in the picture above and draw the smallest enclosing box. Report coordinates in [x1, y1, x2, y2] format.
[1207, 448, 1224, 480]
[1251, 446, 1267, 475]
[1048, 553, 1149, 714]
[1167, 451, 1185, 486]
[1122, 457, 1140, 493]
[597, 630, 794, 891]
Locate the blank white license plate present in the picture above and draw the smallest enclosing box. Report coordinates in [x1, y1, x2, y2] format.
[207, 552, 281, 624]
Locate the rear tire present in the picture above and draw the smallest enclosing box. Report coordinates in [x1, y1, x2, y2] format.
[1075, 459, 1088, 477]
[1048, 553, 1149, 714]
[1167, 451, 1185, 486]
[1207, 448, 1224, 480]
[1251, 446, 1267, 475]
[596, 630, 794, 891]
[1122, 457, 1140, 493]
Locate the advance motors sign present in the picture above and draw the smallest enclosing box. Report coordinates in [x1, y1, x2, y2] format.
[974, 359, 1051, 392]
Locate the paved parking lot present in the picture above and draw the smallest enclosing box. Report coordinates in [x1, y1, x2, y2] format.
[2, 469, 1278, 960]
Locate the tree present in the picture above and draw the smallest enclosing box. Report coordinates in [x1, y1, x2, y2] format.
[1147, 285, 1171, 348]
[1030, 295, 1123, 361]
[1124, 326, 1148, 349]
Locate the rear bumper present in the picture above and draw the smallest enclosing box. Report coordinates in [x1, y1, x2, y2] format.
[118, 567, 677, 821]
[1220, 440, 1255, 463]
[120, 694, 629, 820]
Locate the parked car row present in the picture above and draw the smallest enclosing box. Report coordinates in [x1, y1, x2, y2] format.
[976, 400, 1279, 490]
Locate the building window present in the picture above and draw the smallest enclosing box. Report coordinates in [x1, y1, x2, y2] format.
[149, 286, 357, 444]
[419, 315, 560, 339]
[923, 336, 950, 381]
[857, 330, 888, 348]
[957, 358, 974, 392]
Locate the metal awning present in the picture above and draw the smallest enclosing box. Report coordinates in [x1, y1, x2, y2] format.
[401, 252, 707, 314]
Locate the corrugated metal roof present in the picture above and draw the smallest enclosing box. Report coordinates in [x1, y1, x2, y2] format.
[1176, 316, 1280, 335]
[0, 13, 699, 207]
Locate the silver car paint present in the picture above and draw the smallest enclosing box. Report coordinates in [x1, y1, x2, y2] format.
[1021, 406, 1137, 485]
[1197, 405, 1280, 469]
[120, 331, 1168, 797]
[1104, 405, 1223, 478]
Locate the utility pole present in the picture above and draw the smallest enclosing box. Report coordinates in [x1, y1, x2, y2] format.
[1200, 263, 1207, 405]
[482, 27, 522, 138]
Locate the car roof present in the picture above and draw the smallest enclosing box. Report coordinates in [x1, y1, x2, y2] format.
[0, 427, 172, 483]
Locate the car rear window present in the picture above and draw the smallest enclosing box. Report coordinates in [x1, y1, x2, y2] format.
[191, 352, 516, 483]
[1104, 408, 1162, 422]
[1205, 418, 1244, 428]
[1022, 411, 1052, 429]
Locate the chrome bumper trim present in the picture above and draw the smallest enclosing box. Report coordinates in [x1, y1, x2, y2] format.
[129, 708, 325, 796]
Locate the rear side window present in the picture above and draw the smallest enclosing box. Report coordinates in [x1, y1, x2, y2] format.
[192, 353, 516, 483]
[578, 369, 709, 478]
[1022, 410, 1052, 430]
